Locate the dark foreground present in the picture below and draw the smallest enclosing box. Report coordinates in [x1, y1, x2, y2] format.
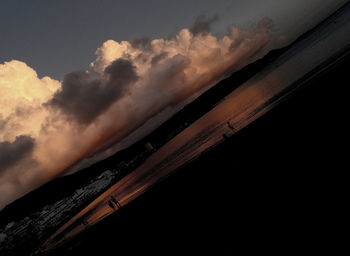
[46, 45, 348, 256]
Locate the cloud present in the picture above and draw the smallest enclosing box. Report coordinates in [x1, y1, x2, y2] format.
[0, 60, 60, 142]
[47, 59, 138, 124]
[0, 136, 35, 174]
[190, 14, 219, 35]
[0, 18, 273, 209]
[131, 37, 153, 51]
[54, 18, 273, 173]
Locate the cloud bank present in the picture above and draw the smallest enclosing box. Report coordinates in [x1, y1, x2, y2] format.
[0, 18, 273, 209]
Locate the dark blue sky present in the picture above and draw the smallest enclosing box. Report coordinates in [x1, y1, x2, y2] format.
[0, 0, 346, 79]
[0, 0, 232, 79]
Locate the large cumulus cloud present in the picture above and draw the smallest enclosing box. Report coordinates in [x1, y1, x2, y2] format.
[0, 18, 273, 209]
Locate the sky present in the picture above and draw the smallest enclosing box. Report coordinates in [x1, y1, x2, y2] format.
[0, 0, 348, 209]
[1, 0, 346, 80]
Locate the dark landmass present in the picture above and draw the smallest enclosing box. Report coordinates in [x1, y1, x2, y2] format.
[47, 43, 348, 256]
[0, 44, 291, 256]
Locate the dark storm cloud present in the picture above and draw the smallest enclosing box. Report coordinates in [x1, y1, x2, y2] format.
[190, 14, 219, 35]
[47, 59, 138, 124]
[0, 135, 35, 173]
